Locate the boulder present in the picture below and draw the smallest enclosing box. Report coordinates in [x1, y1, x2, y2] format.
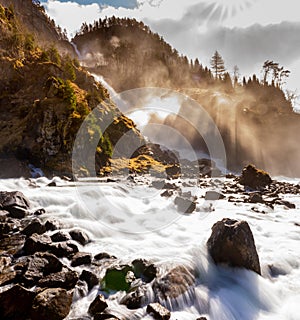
[174, 197, 196, 214]
[0, 191, 31, 210]
[22, 218, 46, 236]
[51, 231, 72, 242]
[207, 218, 261, 274]
[248, 193, 264, 204]
[205, 191, 225, 201]
[165, 165, 181, 179]
[31, 288, 73, 320]
[0, 285, 35, 320]
[50, 241, 79, 258]
[88, 294, 108, 316]
[38, 267, 79, 290]
[132, 259, 157, 283]
[23, 233, 52, 255]
[79, 270, 99, 291]
[146, 303, 171, 320]
[153, 265, 194, 300]
[120, 284, 148, 309]
[69, 229, 90, 245]
[239, 164, 272, 189]
[94, 252, 117, 261]
[71, 252, 92, 267]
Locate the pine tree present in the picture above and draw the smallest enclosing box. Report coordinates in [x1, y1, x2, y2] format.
[210, 50, 225, 78]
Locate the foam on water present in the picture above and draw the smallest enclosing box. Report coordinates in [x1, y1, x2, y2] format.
[0, 177, 299, 319]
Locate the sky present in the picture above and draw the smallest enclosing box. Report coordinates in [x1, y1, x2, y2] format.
[41, 0, 300, 102]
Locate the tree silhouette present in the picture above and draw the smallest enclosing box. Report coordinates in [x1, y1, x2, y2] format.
[210, 50, 225, 78]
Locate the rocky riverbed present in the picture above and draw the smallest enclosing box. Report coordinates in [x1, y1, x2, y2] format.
[0, 165, 300, 320]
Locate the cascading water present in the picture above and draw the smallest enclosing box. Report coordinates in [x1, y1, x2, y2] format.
[0, 176, 299, 319]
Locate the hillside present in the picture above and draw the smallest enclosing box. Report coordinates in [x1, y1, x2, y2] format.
[73, 17, 300, 176]
[0, 3, 145, 177]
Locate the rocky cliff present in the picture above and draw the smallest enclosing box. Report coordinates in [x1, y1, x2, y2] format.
[0, 2, 144, 177]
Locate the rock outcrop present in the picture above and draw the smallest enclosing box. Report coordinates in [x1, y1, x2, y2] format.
[207, 218, 261, 274]
[239, 164, 272, 190]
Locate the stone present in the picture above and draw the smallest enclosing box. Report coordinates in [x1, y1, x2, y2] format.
[34, 208, 46, 216]
[45, 218, 61, 231]
[69, 229, 90, 245]
[120, 284, 148, 309]
[205, 191, 225, 201]
[7, 206, 29, 219]
[0, 191, 31, 210]
[23, 233, 52, 255]
[22, 252, 63, 285]
[88, 294, 108, 316]
[31, 288, 73, 320]
[38, 267, 79, 290]
[51, 231, 72, 242]
[71, 252, 92, 267]
[207, 218, 261, 274]
[0, 285, 35, 320]
[50, 241, 79, 258]
[174, 197, 196, 213]
[79, 270, 99, 291]
[165, 165, 181, 179]
[248, 193, 264, 203]
[146, 303, 171, 320]
[22, 218, 46, 236]
[153, 266, 194, 300]
[94, 252, 117, 260]
[0, 234, 26, 255]
[239, 164, 272, 190]
[160, 190, 173, 197]
[132, 259, 157, 283]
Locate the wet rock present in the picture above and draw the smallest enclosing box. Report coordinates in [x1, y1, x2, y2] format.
[132, 259, 157, 283]
[0, 285, 35, 320]
[239, 164, 272, 190]
[196, 317, 208, 320]
[146, 303, 171, 320]
[94, 252, 117, 261]
[23, 233, 52, 255]
[79, 270, 99, 291]
[6, 206, 29, 219]
[205, 191, 225, 201]
[274, 199, 296, 209]
[166, 165, 181, 179]
[0, 191, 31, 210]
[88, 294, 108, 316]
[47, 181, 57, 187]
[0, 258, 17, 286]
[45, 218, 61, 231]
[101, 265, 134, 292]
[153, 265, 194, 300]
[160, 190, 173, 197]
[22, 252, 63, 285]
[248, 193, 264, 204]
[174, 196, 196, 213]
[71, 252, 92, 267]
[121, 284, 148, 309]
[69, 229, 90, 245]
[38, 267, 79, 290]
[22, 218, 46, 236]
[50, 241, 79, 258]
[0, 234, 26, 255]
[34, 208, 46, 216]
[31, 288, 73, 320]
[207, 218, 261, 274]
[51, 231, 72, 242]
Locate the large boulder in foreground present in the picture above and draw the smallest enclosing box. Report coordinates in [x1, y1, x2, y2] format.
[207, 218, 261, 274]
[239, 164, 272, 190]
[31, 288, 73, 320]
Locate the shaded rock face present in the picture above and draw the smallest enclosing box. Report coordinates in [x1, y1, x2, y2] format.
[31, 288, 73, 320]
[174, 197, 196, 214]
[88, 294, 108, 316]
[153, 265, 195, 300]
[207, 218, 261, 274]
[0, 191, 31, 218]
[0, 284, 35, 320]
[239, 164, 272, 190]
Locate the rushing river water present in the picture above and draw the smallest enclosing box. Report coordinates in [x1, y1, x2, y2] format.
[0, 176, 299, 320]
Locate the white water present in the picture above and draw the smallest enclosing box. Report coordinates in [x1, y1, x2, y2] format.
[0, 176, 299, 319]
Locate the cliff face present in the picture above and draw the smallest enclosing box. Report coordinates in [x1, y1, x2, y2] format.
[0, 3, 144, 177]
